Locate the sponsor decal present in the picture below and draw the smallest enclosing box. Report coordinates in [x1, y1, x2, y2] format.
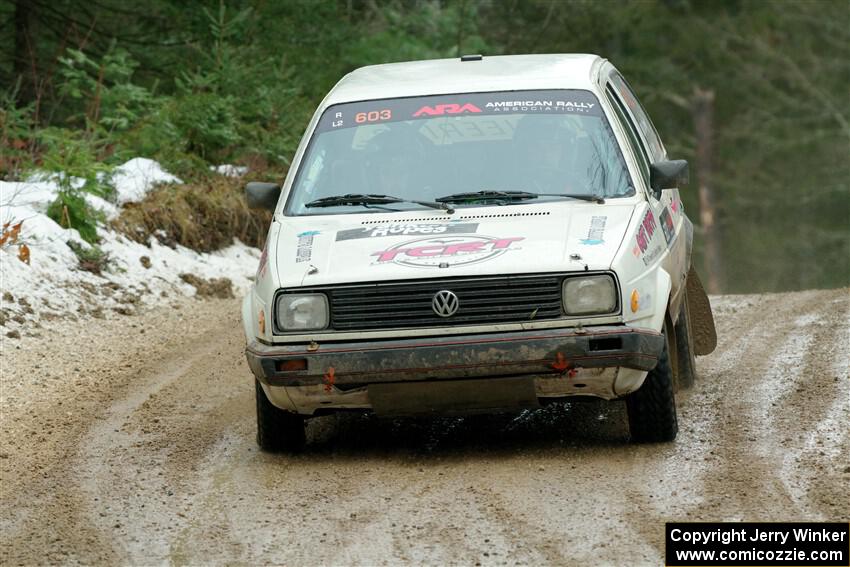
[580, 215, 607, 245]
[642, 245, 663, 266]
[419, 117, 517, 144]
[372, 235, 524, 268]
[670, 197, 680, 213]
[336, 223, 478, 241]
[413, 103, 482, 117]
[296, 230, 319, 263]
[635, 209, 657, 254]
[660, 208, 675, 246]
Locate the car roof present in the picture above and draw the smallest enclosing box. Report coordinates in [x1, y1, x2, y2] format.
[323, 54, 606, 107]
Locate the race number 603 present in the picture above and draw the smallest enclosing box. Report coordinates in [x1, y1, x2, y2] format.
[355, 109, 391, 123]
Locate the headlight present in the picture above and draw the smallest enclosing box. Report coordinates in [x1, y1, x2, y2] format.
[562, 275, 617, 315]
[275, 293, 329, 331]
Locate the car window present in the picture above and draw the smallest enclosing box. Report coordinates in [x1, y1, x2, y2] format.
[284, 89, 635, 215]
[606, 86, 650, 189]
[609, 72, 665, 161]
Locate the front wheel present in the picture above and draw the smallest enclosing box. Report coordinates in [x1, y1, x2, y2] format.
[626, 327, 678, 443]
[256, 380, 306, 452]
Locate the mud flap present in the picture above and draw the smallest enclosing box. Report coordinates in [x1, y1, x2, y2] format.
[685, 265, 717, 355]
[368, 377, 540, 417]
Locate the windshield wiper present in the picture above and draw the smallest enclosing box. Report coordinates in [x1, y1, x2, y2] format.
[305, 193, 454, 213]
[436, 190, 604, 204]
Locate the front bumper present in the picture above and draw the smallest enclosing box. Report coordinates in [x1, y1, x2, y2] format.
[246, 325, 664, 388]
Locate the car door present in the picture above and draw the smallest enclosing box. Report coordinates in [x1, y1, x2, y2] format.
[603, 70, 689, 310]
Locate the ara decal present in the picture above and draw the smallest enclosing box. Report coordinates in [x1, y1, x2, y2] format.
[413, 103, 482, 117]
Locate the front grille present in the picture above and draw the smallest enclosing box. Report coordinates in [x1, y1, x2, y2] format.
[320, 274, 568, 331]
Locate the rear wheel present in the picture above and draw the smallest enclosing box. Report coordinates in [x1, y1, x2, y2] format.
[256, 380, 306, 452]
[674, 288, 698, 389]
[626, 327, 678, 442]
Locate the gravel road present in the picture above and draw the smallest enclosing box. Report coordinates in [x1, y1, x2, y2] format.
[1, 288, 848, 565]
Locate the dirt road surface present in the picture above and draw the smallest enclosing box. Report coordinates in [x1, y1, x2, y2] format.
[1, 288, 848, 565]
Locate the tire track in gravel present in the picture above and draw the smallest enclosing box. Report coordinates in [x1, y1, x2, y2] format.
[715, 289, 849, 519]
[0, 299, 241, 566]
[0, 489, 119, 566]
[619, 289, 845, 559]
[696, 290, 831, 518]
[72, 345, 223, 563]
[776, 291, 850, 517]
[71, 312, 254, 565]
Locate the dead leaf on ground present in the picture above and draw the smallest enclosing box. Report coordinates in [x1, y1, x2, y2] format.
[18, 244, 30, 265]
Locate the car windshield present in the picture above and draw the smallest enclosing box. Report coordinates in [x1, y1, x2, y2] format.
[285, 89, 634, 215]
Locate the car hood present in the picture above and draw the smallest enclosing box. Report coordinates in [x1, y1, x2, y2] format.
[273, 203, 636, 287]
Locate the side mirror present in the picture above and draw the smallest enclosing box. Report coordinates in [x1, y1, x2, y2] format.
[649, 160, 689, 197]
[245, 182, 281, 211]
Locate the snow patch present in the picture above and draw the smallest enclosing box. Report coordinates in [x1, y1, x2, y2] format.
[112, 158, 182, 205]
[1, 159, 258, 333]
[2, 176, 119, 220]
[211, 164, 248, 178]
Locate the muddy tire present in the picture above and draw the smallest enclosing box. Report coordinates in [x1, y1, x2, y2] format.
[626, 329, 678, 443]
[674, 288, 698, 389]
[256, 380, 306, 452]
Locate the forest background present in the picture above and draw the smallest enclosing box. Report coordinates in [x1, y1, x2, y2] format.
[1, 0, 848, 293]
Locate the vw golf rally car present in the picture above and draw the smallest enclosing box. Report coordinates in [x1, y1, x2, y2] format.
[243, 54, 717, 451]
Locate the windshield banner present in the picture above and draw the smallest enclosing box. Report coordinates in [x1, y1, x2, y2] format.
[316, 90, 603, 133]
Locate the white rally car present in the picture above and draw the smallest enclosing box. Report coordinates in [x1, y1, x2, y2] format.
[242, 54, 717, 451]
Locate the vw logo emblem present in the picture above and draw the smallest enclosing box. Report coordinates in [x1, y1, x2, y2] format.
[432, 290, 459, 317]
